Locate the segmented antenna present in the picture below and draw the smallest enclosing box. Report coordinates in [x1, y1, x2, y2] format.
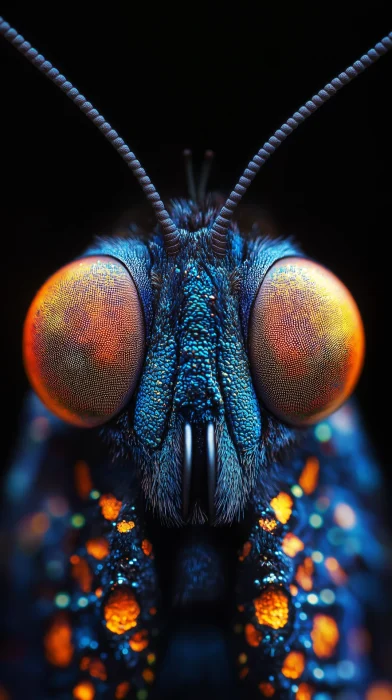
[0, 17, 181, 255]
[211, 32, 392, 257]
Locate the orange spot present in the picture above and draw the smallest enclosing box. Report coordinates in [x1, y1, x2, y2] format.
[282, 650, 306, 679]
[259, 682, 275, 696]
[74, 460, 93, 499]
[79, 657, 107, 681]
[238, 653, 247, 664]
[299, 457, 319, 495]
[259, 518, 278, 532]
[253, 588, 289, 629]
[296, 683, 314, 700]
[270, 492, 293, 524]
[95, 587, 103, 598]
[142, 668, 155, 684]
[290, 584, 299, 596]
[115, 682, 131, 699]
[334, 503, 356, 529]
[149, 607, 157, 616]
[89, 658, 106, 681]
[245, 623, 262, 647]
[311, 614, 339, 658]
[147, 653, 156, 665]
[238, 604, 245, 612]
[239, 667, 249, 679]
[141, 539, 153, 556]
[31, 511, 50, 536]
[129, 629, 149, 652]
[366, 683, 392, 700]
[44, 613, 74, 667]
[282, 533, 304, 558]
[239, 541, 252, 561]
[116, 520, 135, 533]
[86, 537, 110, 560]
[71, 556, 92, 593]
[104, 587, 140, 634]
[296, 557, 314, 591]
[99, 494, 122, 520]
[325, 557, 348, 585]
[73, 681, 95, 700]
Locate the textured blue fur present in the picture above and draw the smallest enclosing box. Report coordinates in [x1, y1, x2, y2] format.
[88, 197, 302, 525]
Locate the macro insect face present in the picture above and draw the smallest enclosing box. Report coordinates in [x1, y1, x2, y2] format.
[2, 14, 392, 700]
[23, 200, 364, 527]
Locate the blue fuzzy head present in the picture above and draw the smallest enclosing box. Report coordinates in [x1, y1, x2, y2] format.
[88, 197, 300, 525]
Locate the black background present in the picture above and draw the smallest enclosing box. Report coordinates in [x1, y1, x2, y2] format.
[1, 3, 391, 493]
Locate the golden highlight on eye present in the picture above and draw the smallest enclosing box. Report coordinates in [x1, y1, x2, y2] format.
[249, 257, 365, 426]
[23, 256, 145, 427]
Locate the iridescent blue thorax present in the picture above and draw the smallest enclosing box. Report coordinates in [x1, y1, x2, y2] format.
[88, 198, 300, 524]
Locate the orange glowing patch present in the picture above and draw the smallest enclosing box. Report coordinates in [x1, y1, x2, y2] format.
[99, 494, 122, 520]
[259, 518, 278, 532]
[239, 541, 252, 561]
[129, 629, 149, 652]
[31, 511, 50, 536]
[104, 587, 140, 634]
[71, 556, 92, 593]
[253, 587, 289, 629]
[245, 623, 262, 647]
[296, 683, 314, 700]
[73, 681, 95, 700]
[296, 557, 314, 591]
[80, 657, 107, 681]
[325, 557, 348, 585]
[366, 682, 392, 700]
[282, 650, 306, 679]
[270, 492, 293, 524]
[86, 537, 110, 560]
[116, 520, 135, 533]
[259, 682, 275, 696]
[115, 682, 131, 699]
[299, 457, 319, 495]
[334, 503, 356, 529]
[282, 533, 304, 558]
[290, 584, 298, 596]
[142, 668, 155, 684]
[23, 256, 145, 428]
[95, 587, 103, 598]
[248, 257, 365, 426]
[44, 613, 74, 667]
[239, 667, 249, 679]
[74, 460, 93, 499]
[311, 614, 339, 658]
[141, 539, 153, 556]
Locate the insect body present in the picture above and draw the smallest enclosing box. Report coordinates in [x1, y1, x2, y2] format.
[1, 17, 392, 700]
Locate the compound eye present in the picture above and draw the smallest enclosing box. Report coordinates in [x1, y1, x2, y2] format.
[23, 256, 145, 427]
[248, 257, 365, 426]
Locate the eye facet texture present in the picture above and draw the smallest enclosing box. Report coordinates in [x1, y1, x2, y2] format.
[23, 256, 145, 427]
[249, 257, 365, 426]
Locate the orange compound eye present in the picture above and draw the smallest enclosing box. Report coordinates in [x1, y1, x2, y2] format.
[248, 257, 365, 426]
[23, 256, 145, 427]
